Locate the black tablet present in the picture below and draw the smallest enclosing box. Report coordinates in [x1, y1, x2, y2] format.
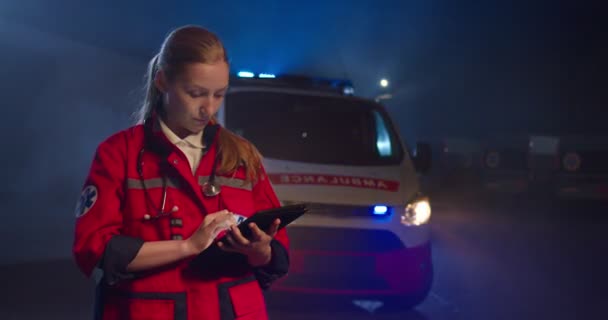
[191, 204, 307, 270]
[225, 203, 308, 239]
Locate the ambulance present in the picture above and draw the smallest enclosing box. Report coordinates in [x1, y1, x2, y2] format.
[218, 72, 433, 310]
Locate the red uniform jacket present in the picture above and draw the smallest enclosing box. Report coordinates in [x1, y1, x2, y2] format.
[73, 119, 289, 320]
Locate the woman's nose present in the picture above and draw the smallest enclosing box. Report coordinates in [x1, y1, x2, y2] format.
[199, 98, 212, 113]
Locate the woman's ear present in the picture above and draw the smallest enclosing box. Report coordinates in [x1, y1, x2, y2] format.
[154, 69, 168, 93]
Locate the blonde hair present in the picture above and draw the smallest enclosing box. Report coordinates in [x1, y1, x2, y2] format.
[136, 25, 262, 183]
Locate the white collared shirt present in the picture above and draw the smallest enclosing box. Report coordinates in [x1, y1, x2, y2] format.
[159, 119, 205, 174]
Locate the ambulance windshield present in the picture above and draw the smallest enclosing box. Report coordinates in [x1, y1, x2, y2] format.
[225, 91, 404, 166]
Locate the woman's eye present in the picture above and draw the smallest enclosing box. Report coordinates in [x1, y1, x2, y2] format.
[189, 92, 205, 98]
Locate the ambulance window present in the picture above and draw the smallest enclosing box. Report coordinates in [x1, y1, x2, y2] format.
[224, 91, 404, 166]
[374, 110, 393, 157]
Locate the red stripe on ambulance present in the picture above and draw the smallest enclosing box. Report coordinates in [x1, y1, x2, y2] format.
[268, 173, 400, 192]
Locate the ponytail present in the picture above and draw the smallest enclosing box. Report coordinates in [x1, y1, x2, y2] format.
[216, 128, 263, 184]
[135, 54, 162, 124]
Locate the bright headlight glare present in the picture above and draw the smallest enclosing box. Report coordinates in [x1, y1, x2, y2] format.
[401, 198, 431, 226]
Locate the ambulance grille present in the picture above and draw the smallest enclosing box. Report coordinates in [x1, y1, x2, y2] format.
[286, 226, 404, 252]
[288, 202, 394, 218]
[280, 274, 391, 290]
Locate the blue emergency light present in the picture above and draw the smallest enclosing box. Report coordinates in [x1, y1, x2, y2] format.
[343, 86, 355, 95]
[231, 71, 355, 96]
[237, 71, 255, 78]
[372, 205, 389, 216]
[258, 73, 276, 78]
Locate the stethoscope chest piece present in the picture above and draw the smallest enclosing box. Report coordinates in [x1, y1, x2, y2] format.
[202, 180, 221, 197]
[202, 144, 222, 197]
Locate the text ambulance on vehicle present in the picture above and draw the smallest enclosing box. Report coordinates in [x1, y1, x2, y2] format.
[217, 72, 434, 310]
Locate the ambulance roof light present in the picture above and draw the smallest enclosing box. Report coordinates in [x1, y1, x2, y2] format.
[237, 71, 255, 78]
[258, 73, 276, 78]
[231, 71, 355, 95]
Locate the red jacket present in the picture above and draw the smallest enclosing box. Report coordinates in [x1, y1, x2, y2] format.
[73, 119, 289, 320]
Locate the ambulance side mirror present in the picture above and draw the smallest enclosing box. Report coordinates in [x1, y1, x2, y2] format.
[413, 142, 432, 174]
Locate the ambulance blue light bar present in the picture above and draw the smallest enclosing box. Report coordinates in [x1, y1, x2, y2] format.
[237, 71, 255, 78]
[231, 72, 355, 95]
[258, 73, 276, 78]
[343, 86, 355, 95]
[372, 205, 389, 216]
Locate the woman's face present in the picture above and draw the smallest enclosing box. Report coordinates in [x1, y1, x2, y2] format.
[155, 61, 229, 138]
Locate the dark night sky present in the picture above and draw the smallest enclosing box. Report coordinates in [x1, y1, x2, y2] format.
[419, 1, 607, 137]
[1, 0, 606, 137]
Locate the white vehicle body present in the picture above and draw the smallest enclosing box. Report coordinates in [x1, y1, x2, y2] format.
[218, 75, 433, 307]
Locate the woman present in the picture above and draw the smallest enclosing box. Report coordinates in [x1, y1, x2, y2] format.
[73, 25, 289, 320]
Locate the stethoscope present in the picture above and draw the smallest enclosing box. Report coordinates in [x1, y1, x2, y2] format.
[137, 122, 222, 221]
[201, 152, 222, 197]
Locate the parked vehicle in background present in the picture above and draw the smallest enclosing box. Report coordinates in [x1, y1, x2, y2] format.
[528, 135, 560, 192]
[480, 135, 530, 193]
[555, 135, 608, 200]
[437, 137, 483, 186]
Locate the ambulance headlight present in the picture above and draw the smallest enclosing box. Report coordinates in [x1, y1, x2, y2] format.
[401, 197, 431, 226]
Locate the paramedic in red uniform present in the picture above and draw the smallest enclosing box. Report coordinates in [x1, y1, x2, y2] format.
[72, 25, 289, 320]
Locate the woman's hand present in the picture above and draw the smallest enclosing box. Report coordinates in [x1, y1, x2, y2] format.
[184, 210, 236, 255]
[217, 219, 281, 267]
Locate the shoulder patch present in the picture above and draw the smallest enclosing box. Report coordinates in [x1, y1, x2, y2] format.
[75, 185, 98, 218]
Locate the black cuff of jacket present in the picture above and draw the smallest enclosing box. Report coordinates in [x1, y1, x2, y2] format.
[254, 239, 289, 290]
[100, 235, 144, 286]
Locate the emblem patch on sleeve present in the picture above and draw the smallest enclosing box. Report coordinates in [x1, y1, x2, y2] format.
[75, 185, 98, 218]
